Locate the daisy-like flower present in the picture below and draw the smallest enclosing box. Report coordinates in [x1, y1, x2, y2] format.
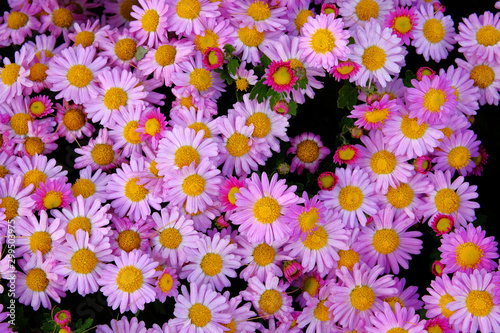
[55, 101, 95, 144]
[220, 292, 263, 333]
[74, 128, 123, 172]
[108, 106, 145, 158]
[317, 171, 339, 191]
[54, 230, 114, 295]
[263, 60, 298, 93]
[241, 273, 294, 323]
[15, 251, 65, 311]
[96, 316, 148, 333]
[169, 106, 220, 142]
[0, 4, 41, 45]
[356, 129, 414, 194]
[25, 50, 51, 95]
[15, 120, 58, 157]
[296, 285, 335, 332]
[170, 85, 218, 117]
[470, 144, 488, 176]
[26, 95, 53, 118]
[98, 28, 139, 69]
[166, 0, 219, 36]
[439, 65, 480, 117]
[228, 0, 287, 32]
[31, 177, 74, 211]
[282, 192, 329, 241]
[203, 47, 224, 70]
[411, 4, 456, 62]
[231, 23, 281, 66]
[68, 19, 109, 49]
[38, 0, 84, 41]
[330, 60, 361, 81]
[71, 166, 110, 203]
[456, 57, 500, 106]
[337, 0, 394, 28]
[422, 273, 457, 320]
[349, 94, 400, 130]
[0, 48, 32, 104]
[46, 45, 107, 105]
[229, 61, 259, 93]
[383, 276, 424, 311]
[128, 0, 169, 47]
[156, 266, 180, 302]
[284, 0, 315, 35]
[232, 171, 302, 244]
[366, 302, 426, 333]
[0, 174, 34, 221]
[455, 11, 500, 64]
[54, 309, 71, 327]
[171, 282, 231, 332]
[10, 154, 67, 191]
[333, 144, 361, 165]
[298, 14, 350, 70]
[219, 176, 246, 212]
[109, 216, 153, 255]
[425, 317, 454, 333]
[430, 213, 454, 236]
[447, 269, 500, 333]
[287, 132, 330, 176]
[384, 6, 418, 46]
[439, 223, 499, 274]
[357, 207, 423, 274]
[421, 170, 480, 227]
[328, 263, 397, 330]
[103, 0, 140, 29]
[350, 19, 407, 88]
[319, 166, 379, 228]
[180, 233, 241, 291]
[136, 106, 167, 150]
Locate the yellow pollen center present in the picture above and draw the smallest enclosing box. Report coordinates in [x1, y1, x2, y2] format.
[476, 25, 500, 46]
[356, 0, 379, 21]
[385, 296, 405, 312]
[314, 300, 330, 321]
[259, 289, 282, 315]
[194, 30, 219, 53]
[401, 115, 428, 139]
[227, 186, 240, 205]
[67, 64, 93, 88]
[75, 31, 95, 48]
[23, 169, 47, 189]
[373, 229, 400, 254]
[26, 268, 49, 292]
[393, 16, 412, 33]
[350, 285, 376, 311]
[246, 112, 271, 138]
[123, 120, 141, 144]
[427, 325, 443, 333]
[29, 63, 49, 82]
[339, 148, 356, 160]
[158, 272, 173, 293]
[176, 0, 201, 19]
[236, 78, 249, 91]
[226, 133, 250, 157]
[200, 252, 223, 276]
[303, 276, 320, 296]
[247, 1, 271, 21]
[141, 9, 159, 32]
[67, 216, 92, 236]
[116, 265, 143, 293]
[370, 150, 397, 174]
[175, 146, 200, 168]
[115, 38, 137, 61]
[386, 183, 414, 209]
[1, 63, 20, 86]
[303, 226, 328, 250]
[189, 68, 213, 92]
[338, 186, 364, 211]
[0, 166, 8, 178]
[72, 179, 95, 199]
[423, 88, 447, 112]
[470, 65, 495, 89]
[456, 242, 483, 269]
[387, 329, 408, 333]
[362, 45, 387, 71]
[295, 9, 314, 32]
[35, 50, 54, 60]
[29, 101, 46, 116]
[208, 51, 220, 65]
[253, 197, 281, 224]
[0, 196, 19, 221]
[338, 249, 360, 270]
[337, 64, 355, 75]
[52, 8, 73, 29]
[296, 140, 320, 163]
[253, 243, 276, 266]
[29, 231, 52, 254]
[238, 26, 265, 47]
[25, 137, 45, 156]
[221, 319, 236, 333]
[159, 228, 182, 249]
[439, 293, 455, 318]
[91, 144, 114, 166]
[441, 127, 453, 139]
[364, 107, 389, 124]
[447, 146, 471, 170]
[155, 44, 176, 66]
[310, 28, 335, 54]
[180, 96, 195, 109]
[434, 188, 460, 214]
[182, 174, 206, 197]
[188, 303, 211, 327]
[63, 108, 86, 131]
[298, 208, 319, 233]
[124, 177, 148, 202]
[272, 66, 292, 87]
[319, 174, 335, 189]
[103, 87, 128, 110]
[423, 18, 445, 43]
[120, 0, 139, 22]
[436, 217, 452, 232]
[7, 11, 28, 29]
[10, 113, 33, 136]
[145, 118, 161, 136]
[149, 160, 159, 176]
[43, 191, 63, 209]
[117, 230, 141, 252]
[466, 290, 493, 317]
[188, 122, 211, 139]
[71, 248, 98, 274]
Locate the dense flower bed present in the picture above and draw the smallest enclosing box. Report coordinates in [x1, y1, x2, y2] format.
[1, 0, 500, 332]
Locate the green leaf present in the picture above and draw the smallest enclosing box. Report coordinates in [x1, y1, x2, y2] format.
[228, 58, 239, 76]
[288, 100, 298, 116]
[260, 54, 272, 68]
[348, 36, 355, 45]
[403, 70, 417, 88]
[249, 79, 268, 103]
[78, 318, 94, 332]
[134, 46, 148, 61]
[337, 81, 358, 111]
[223, 44, 236, 56]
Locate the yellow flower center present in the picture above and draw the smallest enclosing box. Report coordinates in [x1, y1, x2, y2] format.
[7, 11, 28, 30]
[296, 139, 320, 164]
[466, 290, 493, 317]
[364, 107, 389, 124]
[124, 177, 148, 202]
[350, 285, 376, 311]
[189, 303, 211, 327]
[303, 226, 328, 250]
[29, 231, 52, 255]
[310, 28, 335, 54]
[115, 38, 137, 61]
[393, 16, 412, 34]
[246, 112, 271, 138]
[439, 293, 455, 318]
[175, 146, 200, 168]
[272, 66, 292, 87]
[303, 276, 320, 296]
[387, 329, 407, 333]
[295, 9, 314, 32]
[338, 249, 360, 270]
[10, 113, 33, 136]
[52, 8, 73, 29]
[123, 120, 141, 144]
[63, 108, 86, 131]
[370, 150, 396, 174]
[253, 243, 276, 266]
[116, 265, 143, 293]
[194, 30, 219, 53]
[29, 63, 49, 82]
[356, 0, 379, 21]
[238, 26, 265, 47]
[319, 174, 336, 189]
[23, 169, 47, 189]
[25, 137, 45, 156]
[182, 174, 206, 197]
[427, 324, 444, 333]
[423, 18, 445, 43]
[227, 186, 240, 205]
[470, 64, 495, 89]
[373, 229, 399, 254]
[145, 118, 161, 136]
[362, 45, 387, 71]
[180, 96, 195, 109]
[0, 196, 18, 221]
[67, 216, 92, 236]
[158, 272, 174, 293]
[385, 296, 405, 312]
[188, 122, 210, 139]
[476, 25, 500, 46]
[103, 87, 128, 110]
[71, 248, 98, 274]
[91, 143, 114, 166]
[436, 216, 453, 233]
[221, 319, 236, 333]
[43, 191, 63, 209]
[189, 68, 213, 92]
[314, 300, 330, 321]
[441, 127, 453, 139]
[117, 230, 141, 252]
[259, 289, 282, 315]
[0, 165, 8, 178]
[447, 146, 470, 170]
[176, 0, 201, 19]
[26, 268, 49, 292]
[35, 50, 54, 60]
[120, 0, 139, 22]
[386, 183, 414, 209]
[298, 208, 319, 233]
[339, 185, 364, 211]
[149, 160, 159, 176]
[423, 88, 447, 112]
[247, 1, 271, 21]
[253, 197, 281, 224]
[1, 63, 20, 86]
[226, 133, 250, 157]
[401, 115, 427, 139]
[159, 228, 182, 249]
[434, 188, 460, 214]
[29, 101, 46, 116]
[155, 44, 176, 66]
[456, 242, 483, 269]
[338, 147, 356, 161]
[236, 78, 249, 91]
[74, 31, 95, 48]
[141, 9, 159, 32]
[67, 64, 93, 88]
[200, 252, 223, 276]
[337, 64, 355, 75]
[72, 179, 95, 199]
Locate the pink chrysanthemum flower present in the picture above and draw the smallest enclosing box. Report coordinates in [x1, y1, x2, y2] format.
[71, 166, 110, 203]
[227, 0, 287, 32]
[439, 65, 480, 116]
[230, 23, 281, 66]
[232, 171, 302, 244]
[299, 14, 350, 69]
[322, 3, 339, 16]
[10, 154, 67, 191]
[430, 213, 454, 236]
[55, 101, 94, 144]
[287, 132, 330, 175]
[432, 260, 446, 277]
[414, 155, 433, 174]
[219, 176, 246, 212]
[0, 4, 41, 45]
[109, 216, 153, 256]
[54, 310, 71, 327]
[417, 66, 436, 81]
[422, 273, 457, 320]
[425, 316, 454, 333]
[385, 6, 418, 45]
[74, 128, 123, 172]
[366, 302, 426, 333]
[349, 94, 400, 130]
[168, 106, 220, 142]
[165, 0, 220, 36]
[31, 177, 74, 211]
[0, 48, 32, 104]
[455, 57, 500, 106]
[96, 316, 148, 333]
[230, 60, 259, 93]
[317, 171, 338, 191]
[358, 207, 423, 274]
[0, 174, 34, 222]
[383, 276, 424, 311]
[203, 47, 224, 70]
[13, 119, 57, 157]
[330, 60, 361, 81]
[68, 19, 110, 49]
[136, 106, 167, 150]
[337, 0, 394, 28]
[38, 0, 85, 41]
[98, 27, 139, 69]
[263, 60, 298, 93]
[283, 0, 315, 35]
[25, 49, 51, 95]
[108, 106, 145, 158]
[439, 223, 499, 274]
[128, 0, 169, 47]
[155, 266, 180, 302]
[296, 285, 335, 332]
[27, 95, 53, 118]
[220, 291, 263, 333]
[470, 144, 488, 176]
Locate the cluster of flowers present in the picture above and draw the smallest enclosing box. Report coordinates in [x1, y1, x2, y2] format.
[1, 0, 500, 332]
